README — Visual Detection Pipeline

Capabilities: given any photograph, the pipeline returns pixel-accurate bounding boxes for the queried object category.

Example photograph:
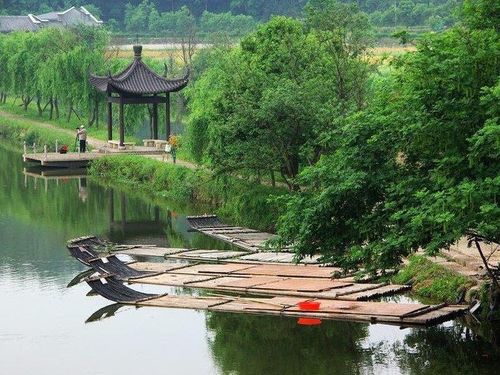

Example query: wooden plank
[228,233,275,240]
[113,287,468,326]
[250,278,352,292]
[139,295,228,309]
[239,252,321,264]
[171,263,258,275]
[128,262,188,273]
[172,250,249,260]
[283,300,429,317]
[207,229,259,235]
[215,276,285,289]
[131,273,217,286]
[313,283,382,298]
[205,297,468,326]
[232,264,338,278]
[403,305,469,325]
[189,276,247,289]
[340,284,412,301]
[115,247,188,257]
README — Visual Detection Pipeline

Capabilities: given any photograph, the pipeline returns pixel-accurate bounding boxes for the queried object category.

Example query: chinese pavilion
[89,45,189,148]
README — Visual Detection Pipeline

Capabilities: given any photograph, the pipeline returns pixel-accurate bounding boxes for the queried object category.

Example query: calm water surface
[0,143,498,375]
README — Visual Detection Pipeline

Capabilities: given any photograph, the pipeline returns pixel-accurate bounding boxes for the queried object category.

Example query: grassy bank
[90,155,287,231]
[0,99,109,141]
[392,255,476,303]
[0,114,75,151]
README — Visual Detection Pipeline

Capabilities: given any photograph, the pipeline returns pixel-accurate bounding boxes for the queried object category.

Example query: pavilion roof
[89,45,189,95]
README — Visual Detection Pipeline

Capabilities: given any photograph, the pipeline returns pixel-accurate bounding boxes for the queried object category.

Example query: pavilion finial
[133,45,142,59]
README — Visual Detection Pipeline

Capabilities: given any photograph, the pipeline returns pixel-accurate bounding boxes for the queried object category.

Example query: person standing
[77,125,87,153]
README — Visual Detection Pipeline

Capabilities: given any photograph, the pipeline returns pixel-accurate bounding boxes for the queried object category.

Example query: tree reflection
[394,322,500,374]
[205,312,371,375]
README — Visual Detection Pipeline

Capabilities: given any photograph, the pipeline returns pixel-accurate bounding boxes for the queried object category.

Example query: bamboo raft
[107,218,320,263]
[68,241,407,301]
[67,237,470,326]
[186,215,304,255]
[85,275,468,327]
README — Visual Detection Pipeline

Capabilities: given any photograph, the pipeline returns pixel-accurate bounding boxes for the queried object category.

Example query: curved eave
[89,75,110,93]
[89,70,189,95]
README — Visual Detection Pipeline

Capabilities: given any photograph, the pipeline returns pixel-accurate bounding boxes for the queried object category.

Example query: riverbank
[0,109,492,311]
[90,155,287,232]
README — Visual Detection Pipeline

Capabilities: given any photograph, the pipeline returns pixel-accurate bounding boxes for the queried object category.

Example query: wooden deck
[23,152,104,168]
[23,147,164,168]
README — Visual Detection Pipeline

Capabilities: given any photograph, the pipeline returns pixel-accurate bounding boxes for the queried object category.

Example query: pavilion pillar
[107,98,112,141]
[119,98,124,148]
[165,93,171,141]
[153,103,158,139]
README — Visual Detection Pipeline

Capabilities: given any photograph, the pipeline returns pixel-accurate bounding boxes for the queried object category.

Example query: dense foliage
[1,0,464,32]
[186,0,499,271]
[124,2,256,37]
[273,0,500,270]
[186,1,372,188]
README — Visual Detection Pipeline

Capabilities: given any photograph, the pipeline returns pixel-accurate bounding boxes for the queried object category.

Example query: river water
[0,143,498,375]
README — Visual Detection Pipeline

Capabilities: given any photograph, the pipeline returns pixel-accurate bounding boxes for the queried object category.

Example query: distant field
[106,47,186,61]
[107,43,415,64]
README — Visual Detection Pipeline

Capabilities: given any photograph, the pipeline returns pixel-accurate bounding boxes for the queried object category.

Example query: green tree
[274,13,500,271]
[187,17,336,188]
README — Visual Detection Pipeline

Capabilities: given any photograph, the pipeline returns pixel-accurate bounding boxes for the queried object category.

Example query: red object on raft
[298,301,321,311]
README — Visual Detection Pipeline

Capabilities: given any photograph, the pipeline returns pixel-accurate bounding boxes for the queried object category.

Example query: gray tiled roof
[90,46,189,95]
[0,6,102,33]
[38,7,102,27]
[36,11,59,21]
[0,15,41,32]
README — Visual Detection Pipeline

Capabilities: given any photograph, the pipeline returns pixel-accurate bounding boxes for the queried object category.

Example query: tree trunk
[88,106,95,127]
[49,98,54,120]
[270,170,276,188]
[36,97,43,116]
[22,96,32,111]
[54,98,60,119]
[42,99,51,112]
[67,103,72,122]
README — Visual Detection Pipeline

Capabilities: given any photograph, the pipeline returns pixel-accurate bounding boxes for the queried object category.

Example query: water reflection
[206,313,370,375]
[2,143,500,375]
[85,303,128,323]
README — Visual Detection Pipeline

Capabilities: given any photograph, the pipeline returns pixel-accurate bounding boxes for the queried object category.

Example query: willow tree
[0,27,109,124]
